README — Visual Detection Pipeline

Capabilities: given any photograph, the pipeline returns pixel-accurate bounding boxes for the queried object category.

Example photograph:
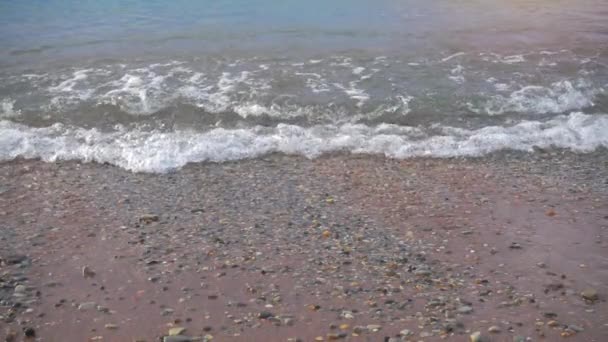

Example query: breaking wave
[1,112,606,173]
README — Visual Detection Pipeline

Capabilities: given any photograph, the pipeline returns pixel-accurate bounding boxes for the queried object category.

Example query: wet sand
[1,152,607,342]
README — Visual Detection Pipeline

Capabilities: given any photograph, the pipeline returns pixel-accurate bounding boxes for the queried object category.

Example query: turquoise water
[0,0,607,171]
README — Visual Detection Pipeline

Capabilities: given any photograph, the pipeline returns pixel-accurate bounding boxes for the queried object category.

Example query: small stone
[488,325,501,333]
[419,331,432,337]
[537,262,547,268]
[568,325,584,333]
[543,312,558,318]
[169,327,187,336]
[82,266,96,278]
[78,302,97,311]
[161,308,174,316]
[470,331,482,342]
[104,324,119,330]
[509,242,522,249]
[326,333,342,340]
[353,326,367,334]
[414,269,432,276]
[139,214,159,224]
[259,311,274,319]
[322,230,331,238]
[367,324,382,332]
[547,320,559,327]
[23,327,36,338]
[5,329,17,342]
[14,285,27,293]
[339,324,350,330]
[581,288,598,301]
[399,329,412,336]
[457,305,473,314]
[340,310,354,319]
[163,337,202,342]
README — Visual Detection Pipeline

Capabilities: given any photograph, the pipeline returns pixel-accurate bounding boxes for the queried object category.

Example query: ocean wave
[471,79,600,115]
[1,112,606,173]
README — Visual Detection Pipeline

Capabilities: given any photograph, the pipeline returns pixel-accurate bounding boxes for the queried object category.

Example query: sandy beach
[1,152,607,341]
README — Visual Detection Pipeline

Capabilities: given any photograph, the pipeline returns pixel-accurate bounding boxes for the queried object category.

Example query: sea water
[0,0,607,172]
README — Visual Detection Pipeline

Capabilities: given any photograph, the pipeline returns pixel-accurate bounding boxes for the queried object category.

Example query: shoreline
[1,152,607,341]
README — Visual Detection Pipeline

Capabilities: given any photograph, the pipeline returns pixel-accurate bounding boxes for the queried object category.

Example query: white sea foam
[352,67,365,75]
[502,55,525,64]
[1,112,606,173]
[0,98,21,118]
[481,80,598,115]
[448,65,466,84]
[441,52,466,63]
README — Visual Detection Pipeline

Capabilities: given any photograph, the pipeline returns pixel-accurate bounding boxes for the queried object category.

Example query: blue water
[0,0,607,171]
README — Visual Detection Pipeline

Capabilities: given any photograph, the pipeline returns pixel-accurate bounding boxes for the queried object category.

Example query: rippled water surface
[1,0,607,171]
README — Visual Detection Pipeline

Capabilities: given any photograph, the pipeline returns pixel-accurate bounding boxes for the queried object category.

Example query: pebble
[78,302,97,311]
[457,305,473,314]
[163,336,202,342]
[104,324,119,330]
[488,325,501,333]
[259,311,274,319]
[568,324,584,332]
[82,265,96,278]
[367,324,382,332]
[509,242,522,249]
[169,327,187,336]
[24,327,36,338]
[161,308,175,316]
[581,288,598,301]
[139,214,159,224]
[340,310,354,319]
[399,329,411,336]
[353,326,367,334]
[414,269,432,276]
[14,285,27,294]
[470,331,482,342]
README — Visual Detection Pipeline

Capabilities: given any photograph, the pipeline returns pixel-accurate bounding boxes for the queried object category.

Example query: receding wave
[1,112,606,173]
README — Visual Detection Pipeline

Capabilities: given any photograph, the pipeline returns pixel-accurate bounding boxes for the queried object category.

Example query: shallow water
[1,0,607,171]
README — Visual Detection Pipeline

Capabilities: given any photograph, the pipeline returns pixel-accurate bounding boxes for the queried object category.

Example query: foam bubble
[1,112,605,173]
[478,80,599,115]
[0,98,21,118]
